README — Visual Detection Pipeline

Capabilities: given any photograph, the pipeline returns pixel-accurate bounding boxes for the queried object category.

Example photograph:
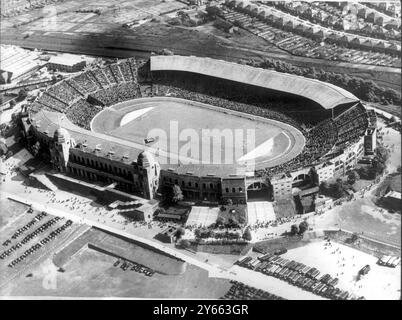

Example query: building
[47,54,87,73]
[155,226,180,243]
[33,124,160,200]
[364,128,377,156]
[21,55,372,214]
[0,45,42,84]
[381,191,401,212]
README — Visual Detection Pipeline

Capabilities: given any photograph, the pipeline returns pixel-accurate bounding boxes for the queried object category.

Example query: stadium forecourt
[20,55,377,214]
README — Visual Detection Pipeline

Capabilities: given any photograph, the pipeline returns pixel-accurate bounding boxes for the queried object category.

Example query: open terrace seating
[37,93,68,112]
[102,65,118,85]
[90,69,111,89]
[118,61,135,82]
[109,64,125,84]
[46,80,83,105]
[65,99,103,130]
[72,71,101,93]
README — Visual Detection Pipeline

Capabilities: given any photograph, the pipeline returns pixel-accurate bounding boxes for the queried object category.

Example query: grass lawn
[217,204,247,226]
[273,199,296,218]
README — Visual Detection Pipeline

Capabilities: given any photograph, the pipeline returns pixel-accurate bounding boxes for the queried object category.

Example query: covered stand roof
[150,55,359,110]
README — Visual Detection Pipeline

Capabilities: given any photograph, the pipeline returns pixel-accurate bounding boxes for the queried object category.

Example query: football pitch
[91,97,305,170]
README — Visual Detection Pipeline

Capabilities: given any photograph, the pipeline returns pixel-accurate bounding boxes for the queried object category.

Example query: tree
[298,220,309,235]
[309,167,319,186]
[205,6,222,19]
[154,207,165,217]
[351,233,359,243]
[179,239,191,249]
[0,141,8,157]
[158,48,174,56]
[290,224,299,235]
[294,194,305,214]
[319,181,329,195]
[242,227,252,241]
[31,141,41,156]
[172,184,183,203]
[233,19,245,28]
[194,228,201,239]
[215,216,225,228]
[347,170,360,185]
[17,89,27,102]
[176,227,185,239]
[228,216,239,228]
[330,179,344,199]
[238,216,246,225]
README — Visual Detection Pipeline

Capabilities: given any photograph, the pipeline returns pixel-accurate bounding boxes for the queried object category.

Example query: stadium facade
[21,55,375,206]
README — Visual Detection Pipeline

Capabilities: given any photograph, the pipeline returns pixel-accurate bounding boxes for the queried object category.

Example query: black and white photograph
[0,0,400,303]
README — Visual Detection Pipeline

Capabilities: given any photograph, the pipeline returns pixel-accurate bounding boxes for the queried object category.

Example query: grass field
[92,97,305,170]
[3,246,232,298]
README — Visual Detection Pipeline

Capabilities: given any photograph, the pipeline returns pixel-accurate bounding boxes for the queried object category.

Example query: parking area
[0,207,86,287]
[186,206,220,227]
[280,240,400,300]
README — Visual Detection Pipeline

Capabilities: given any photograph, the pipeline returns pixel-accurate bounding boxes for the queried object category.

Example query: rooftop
[150,55,359,110]
[48,53,87,67]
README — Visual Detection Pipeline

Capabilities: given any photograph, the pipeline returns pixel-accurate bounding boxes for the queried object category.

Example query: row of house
[277,1,400,29]
[224,0,401,55]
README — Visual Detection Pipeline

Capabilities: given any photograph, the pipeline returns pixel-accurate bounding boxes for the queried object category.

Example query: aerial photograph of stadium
[0,0,400,302]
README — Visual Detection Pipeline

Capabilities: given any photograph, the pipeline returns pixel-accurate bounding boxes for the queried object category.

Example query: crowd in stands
[28,58,143,129]
[72,72,100,93]
[102,66,118,85]
[65,100,102,130]
[39,93,67,112]
[46,80,83,105]
[90,83,139,107]
[334,104,369,146]
[257,118,338,178]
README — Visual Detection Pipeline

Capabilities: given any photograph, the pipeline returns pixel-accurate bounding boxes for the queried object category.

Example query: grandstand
[23,55,371,204]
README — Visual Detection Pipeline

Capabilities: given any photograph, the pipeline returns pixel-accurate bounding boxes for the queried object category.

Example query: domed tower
[51,127,71,172]
[137,151,160,199]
